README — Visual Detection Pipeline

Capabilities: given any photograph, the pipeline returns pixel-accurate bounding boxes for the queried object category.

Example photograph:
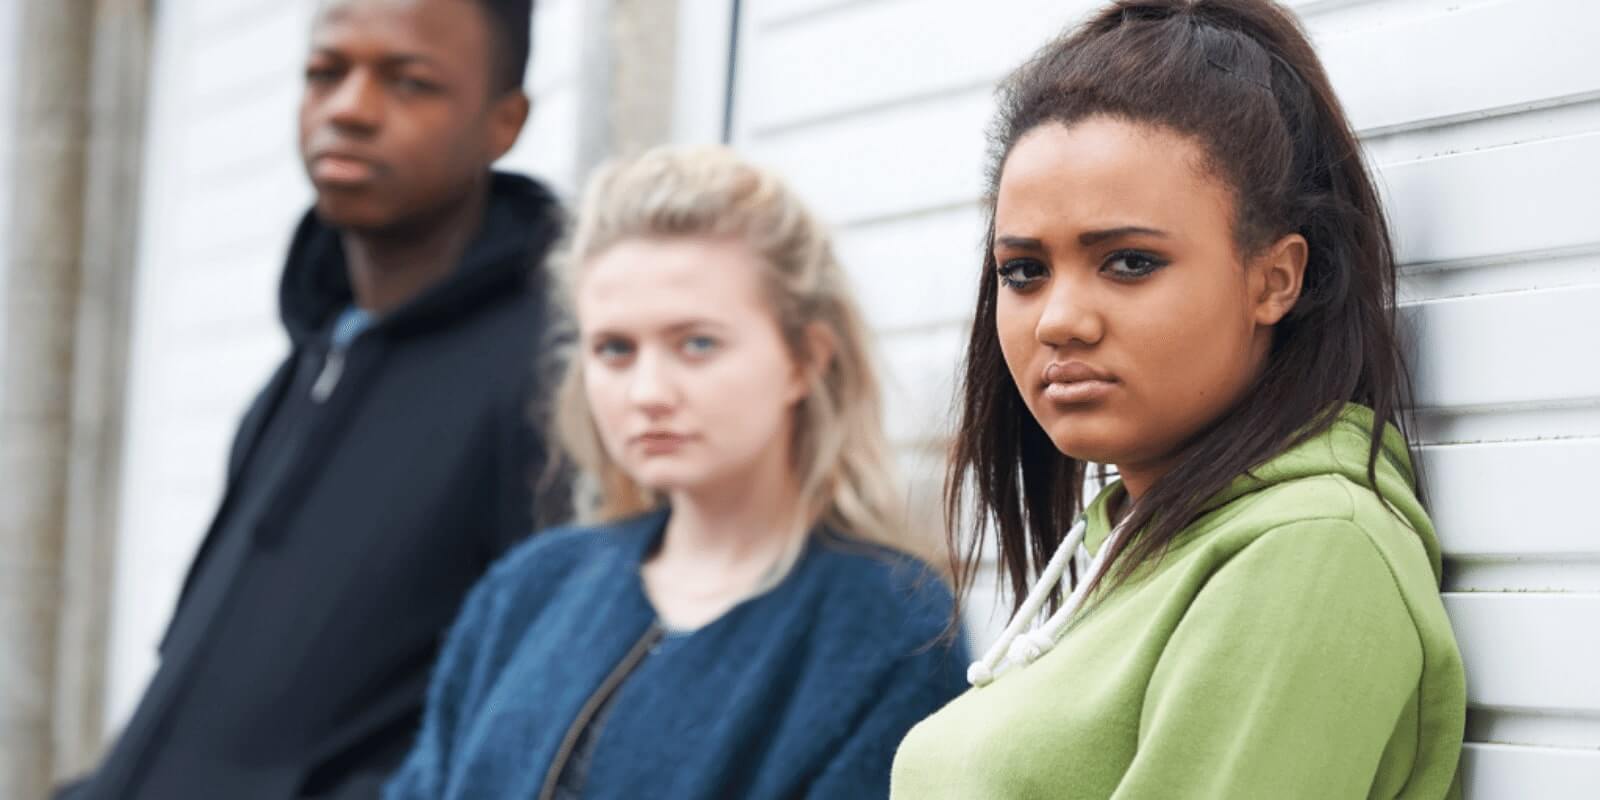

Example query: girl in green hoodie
[890,1,1467,797]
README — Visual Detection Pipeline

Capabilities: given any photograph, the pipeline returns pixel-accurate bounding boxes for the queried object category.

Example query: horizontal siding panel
[745,0,1599,136]
[750,87,990,225]
[178,78,300,183]
[1416,404,1600,451]
[189,3,313,102]
[191,0,290,37]
[173,166,308,260]
[743,0,1085,133]
[833,204,983,332]
[1444,594,1600,719]
[752,0,859,28]
[1459,743,1600,800]
[1384,132,1600,267]
[1316,0,1600,133]
[1426,438,1600,559]
[878,323,966,446]
[1408,287,1600,411]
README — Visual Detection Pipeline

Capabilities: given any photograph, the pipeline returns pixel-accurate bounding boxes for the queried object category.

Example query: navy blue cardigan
[385,510,969,799]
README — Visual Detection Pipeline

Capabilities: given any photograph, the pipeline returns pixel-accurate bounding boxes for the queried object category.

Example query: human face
[577,237,810,500]
[298,0,528,232]
[992,117,1304,498]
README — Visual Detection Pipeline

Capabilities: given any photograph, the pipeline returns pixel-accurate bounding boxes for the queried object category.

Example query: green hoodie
[891,405,1466,798]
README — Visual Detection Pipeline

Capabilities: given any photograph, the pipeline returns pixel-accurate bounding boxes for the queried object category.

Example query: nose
[322,69,382,133]
[1034,271,1104,348]
[626,349,678,416]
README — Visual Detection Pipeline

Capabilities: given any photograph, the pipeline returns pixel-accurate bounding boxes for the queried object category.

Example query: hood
[966,402,1438,688]
[1085,403,1439,581]
[277,171,564,345]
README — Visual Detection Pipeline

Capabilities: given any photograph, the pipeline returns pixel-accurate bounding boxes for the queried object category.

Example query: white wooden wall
[0,0,21,393]
[105,0,597,734]
[728,0,1600,795]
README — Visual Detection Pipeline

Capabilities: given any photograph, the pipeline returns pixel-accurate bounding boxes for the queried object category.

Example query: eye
[996,258,1047,291]
[592,337,634,363]
[1101,250,1168,280]
[305,64,342,85]
[681,335,719,358]
[390,75,440,95]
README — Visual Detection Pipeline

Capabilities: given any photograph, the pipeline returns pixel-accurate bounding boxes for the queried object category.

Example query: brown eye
[1101,250,1167,280]
[997,259,1047,290]
[305,64,342,85]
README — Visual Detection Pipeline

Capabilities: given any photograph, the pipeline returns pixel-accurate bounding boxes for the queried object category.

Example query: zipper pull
[311,347,346,403]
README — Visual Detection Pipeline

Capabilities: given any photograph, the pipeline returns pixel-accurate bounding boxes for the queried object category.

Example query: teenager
[892,1,1466,797]
[386,146,969,800]
[61,2,567,797]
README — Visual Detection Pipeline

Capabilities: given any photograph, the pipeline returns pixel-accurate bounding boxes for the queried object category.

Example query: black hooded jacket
[68,173,570,800]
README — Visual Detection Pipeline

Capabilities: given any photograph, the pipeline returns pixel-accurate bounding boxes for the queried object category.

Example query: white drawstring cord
[967,516,1131,687]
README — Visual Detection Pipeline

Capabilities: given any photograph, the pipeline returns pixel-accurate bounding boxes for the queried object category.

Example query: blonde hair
[552,144,918,559]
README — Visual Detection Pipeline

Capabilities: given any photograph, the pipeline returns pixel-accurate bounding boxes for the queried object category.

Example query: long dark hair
[947,0,1422,616]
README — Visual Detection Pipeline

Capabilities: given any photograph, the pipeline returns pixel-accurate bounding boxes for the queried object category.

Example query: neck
[659,451,807,572]
[341,177,489,314]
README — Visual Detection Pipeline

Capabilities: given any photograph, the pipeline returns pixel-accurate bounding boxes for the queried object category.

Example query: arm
[382,572,509,800]
[1111,520,1424,799]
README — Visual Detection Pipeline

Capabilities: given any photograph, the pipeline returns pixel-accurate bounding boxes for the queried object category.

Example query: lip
[629,431,692,455]
[309,152,381,185]
[1043,361,1116,384]
[1040,361,1118,405]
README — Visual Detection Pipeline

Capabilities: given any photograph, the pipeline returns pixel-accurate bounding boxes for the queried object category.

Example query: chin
[1039,414,1136,465]
[622,461,709,495]
[312,193,399,232]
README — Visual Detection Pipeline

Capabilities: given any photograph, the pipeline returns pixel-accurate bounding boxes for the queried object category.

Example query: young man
[60,1,567,797]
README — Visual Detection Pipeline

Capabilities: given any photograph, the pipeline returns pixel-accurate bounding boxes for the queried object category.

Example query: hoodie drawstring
[967,516,1131,687]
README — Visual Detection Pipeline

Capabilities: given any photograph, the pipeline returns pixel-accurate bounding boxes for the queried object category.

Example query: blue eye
[682,335,719,357]
[594,338,634,362]
[997,259,1047,290]
[1102,250,1168,280]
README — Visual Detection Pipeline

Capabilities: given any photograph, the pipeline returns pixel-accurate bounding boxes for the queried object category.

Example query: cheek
[1126,278,1255,408]
[583,368,629,449]
[693,352,798,445]
[995,293,1039,386]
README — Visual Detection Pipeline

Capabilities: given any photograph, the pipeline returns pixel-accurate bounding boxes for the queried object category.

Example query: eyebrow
[587,319,729,338]
[310,47,446,72]
[1078,226,1170,246]
[995,226,1171,252]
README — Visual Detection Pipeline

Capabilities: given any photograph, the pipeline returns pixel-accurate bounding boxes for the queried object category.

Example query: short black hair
[473,0,533,94]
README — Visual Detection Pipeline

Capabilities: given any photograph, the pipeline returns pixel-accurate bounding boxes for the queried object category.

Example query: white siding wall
[728,0,1600,795]
[105,0,596,734]
[0,0,21,398]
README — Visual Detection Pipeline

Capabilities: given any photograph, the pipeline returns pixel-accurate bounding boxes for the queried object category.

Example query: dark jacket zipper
[538,623,665,800]
[310,345,347,403]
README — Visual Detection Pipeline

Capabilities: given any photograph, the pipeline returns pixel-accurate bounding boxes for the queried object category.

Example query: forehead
[312,0,493,68]
[995,117,1233,240]
[576,237,774,332]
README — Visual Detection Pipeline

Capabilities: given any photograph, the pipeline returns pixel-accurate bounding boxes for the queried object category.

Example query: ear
[486,91,531,162]
[789,322,837,405]
[1250,232,1308,327]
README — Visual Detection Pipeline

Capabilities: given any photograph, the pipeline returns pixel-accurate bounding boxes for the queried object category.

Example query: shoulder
[476,513,659,605]
[1193,478,1436,640]
[1214,474,1422,567]
[808,534,960,651]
